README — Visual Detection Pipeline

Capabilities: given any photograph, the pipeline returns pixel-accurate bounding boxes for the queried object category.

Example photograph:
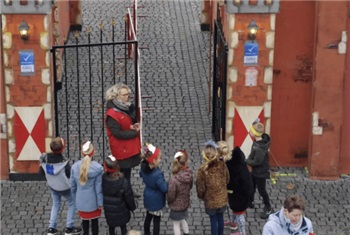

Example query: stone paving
[1,0,350,234]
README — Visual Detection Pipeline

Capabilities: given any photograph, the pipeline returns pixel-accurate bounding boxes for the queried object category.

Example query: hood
[42,161,68,176]
[268,207,307,232]
[141,160,153,175]
[87,162,103,178]
[227,146,246,166]
[174,168,193,185]
[40,153,69,176]
[254,133,271,151]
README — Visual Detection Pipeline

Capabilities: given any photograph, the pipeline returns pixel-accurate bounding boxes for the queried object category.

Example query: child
[218,141,253,235]
[139,143,168,235]
[39,137,82,235]
[262,195,314,235]
[217,141,238,232]
[245,120,272,219]
[167,150,193,235]
[196,140,229,235]
[70,141,103,235]
[102,155,136,235]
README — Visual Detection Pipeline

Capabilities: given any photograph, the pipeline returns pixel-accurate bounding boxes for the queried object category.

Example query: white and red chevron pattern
[14,107,45,161]
[233,106,264,158]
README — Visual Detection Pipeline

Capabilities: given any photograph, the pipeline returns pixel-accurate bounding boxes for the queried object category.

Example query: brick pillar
[225,14,275,157]
[2,15,53,175]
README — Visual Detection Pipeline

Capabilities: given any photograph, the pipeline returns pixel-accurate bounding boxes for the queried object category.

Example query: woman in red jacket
[105,83,141,182]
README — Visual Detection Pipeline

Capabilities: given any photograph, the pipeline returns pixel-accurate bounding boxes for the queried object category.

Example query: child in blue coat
[139,143,168,235]
[71,141,103,235]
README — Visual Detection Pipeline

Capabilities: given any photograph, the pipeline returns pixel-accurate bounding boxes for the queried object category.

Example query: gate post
[219,1,279,157]
[0,1,76,180]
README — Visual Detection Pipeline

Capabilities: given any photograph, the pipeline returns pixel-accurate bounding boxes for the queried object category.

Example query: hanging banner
[244,42,258,66]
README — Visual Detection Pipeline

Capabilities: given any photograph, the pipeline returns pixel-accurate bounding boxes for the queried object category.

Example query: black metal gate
[51,19,140,162]
[212,20,228,141]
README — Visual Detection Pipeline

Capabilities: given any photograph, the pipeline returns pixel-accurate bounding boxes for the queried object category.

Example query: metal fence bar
[63,51,70,158]
[51,41,137,50]
[52,48,59,137]
[88,32,93,141]
[212,20,228,141]
[75,35,82,152]
[100,27,106,160]
[112,20,116,84]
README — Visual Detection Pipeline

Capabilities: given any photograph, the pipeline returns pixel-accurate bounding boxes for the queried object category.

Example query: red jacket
[105,109,141,160]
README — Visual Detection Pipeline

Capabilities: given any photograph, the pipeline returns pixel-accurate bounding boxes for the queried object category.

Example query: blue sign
[244,43,258,66]
[19,50,35,75]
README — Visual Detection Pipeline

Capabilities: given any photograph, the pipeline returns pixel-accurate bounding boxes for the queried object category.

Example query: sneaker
[65,227,82,235]
[260,207,272,219]
[47,228,58,235]
[224,220,238,230]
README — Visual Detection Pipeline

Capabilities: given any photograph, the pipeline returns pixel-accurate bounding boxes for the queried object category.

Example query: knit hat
[50,137,65,154]
[201,140,218,162]
[144,143,160,164]
[81,141,95,157]
[203,140,219,149]
[250,122,264,137]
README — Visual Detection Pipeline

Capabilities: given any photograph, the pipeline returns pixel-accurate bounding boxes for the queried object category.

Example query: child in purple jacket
[167,150,193,235]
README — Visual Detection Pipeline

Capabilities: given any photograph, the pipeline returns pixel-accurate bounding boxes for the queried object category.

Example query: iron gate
[51,18,140,162]
[212,20,228,141]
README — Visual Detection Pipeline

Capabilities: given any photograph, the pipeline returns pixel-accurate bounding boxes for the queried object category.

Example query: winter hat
[144,143,160,164]
[203,140,219,149]
[104,155,118,173]
[250,122,264,137]
[201,140,218,162]
[81,141,95,157]
[50,137,65,154]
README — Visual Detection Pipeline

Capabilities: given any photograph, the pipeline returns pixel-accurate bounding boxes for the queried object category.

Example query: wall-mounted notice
[245,67,258,86]
[19,50,35,76]
[244,42,258,66]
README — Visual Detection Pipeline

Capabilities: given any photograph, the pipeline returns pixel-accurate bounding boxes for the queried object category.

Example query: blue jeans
[209,213,224,235]
[49,188,75,229]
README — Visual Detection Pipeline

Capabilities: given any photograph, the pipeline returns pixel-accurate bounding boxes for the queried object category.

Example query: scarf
[112,98,131,112]
[279,207,304,234]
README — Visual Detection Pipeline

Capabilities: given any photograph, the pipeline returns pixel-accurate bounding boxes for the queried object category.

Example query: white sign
[245,67,258,86]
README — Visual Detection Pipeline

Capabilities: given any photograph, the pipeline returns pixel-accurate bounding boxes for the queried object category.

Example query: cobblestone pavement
[1,0,350,234]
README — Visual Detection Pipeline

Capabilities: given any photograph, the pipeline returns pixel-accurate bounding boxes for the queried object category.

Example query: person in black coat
[102,155,136,235]
[218,141,253,235]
